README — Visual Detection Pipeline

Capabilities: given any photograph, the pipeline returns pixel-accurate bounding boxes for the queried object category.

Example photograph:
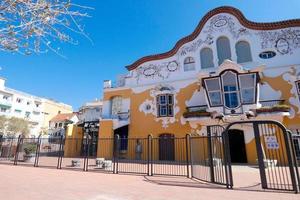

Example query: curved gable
[126,6,300,71]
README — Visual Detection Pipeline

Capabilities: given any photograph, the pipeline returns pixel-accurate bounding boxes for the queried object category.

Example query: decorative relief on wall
[257,29,300,55]
[205,15,250,39]
[139,84,179,128]
[177,14,250,57]
[135,61,179,83]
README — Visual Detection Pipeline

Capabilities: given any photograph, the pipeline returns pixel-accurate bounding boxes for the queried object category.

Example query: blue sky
[0,0,300,110]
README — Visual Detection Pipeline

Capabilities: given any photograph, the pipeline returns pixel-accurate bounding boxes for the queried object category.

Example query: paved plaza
[0,164,298,200]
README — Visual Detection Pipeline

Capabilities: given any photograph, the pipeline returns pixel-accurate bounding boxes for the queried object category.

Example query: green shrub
[23,143,37,155]
[183,110,211,118]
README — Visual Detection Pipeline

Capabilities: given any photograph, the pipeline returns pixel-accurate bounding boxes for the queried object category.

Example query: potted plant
[23,143,37,162]
[254,104,290,114]
[183,109,211,118]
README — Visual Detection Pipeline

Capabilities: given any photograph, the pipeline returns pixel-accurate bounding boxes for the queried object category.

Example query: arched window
[221,71,239,108]
[200,48,214,69]
[236,41,252,63]
[183,57,195,71]
[110,96,122,116]
[217,37,231,65]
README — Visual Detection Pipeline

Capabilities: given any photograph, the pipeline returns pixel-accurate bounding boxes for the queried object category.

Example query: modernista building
[98,6,300,164]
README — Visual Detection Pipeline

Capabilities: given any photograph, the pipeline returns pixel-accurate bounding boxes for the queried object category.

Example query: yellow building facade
[96,7,300,164]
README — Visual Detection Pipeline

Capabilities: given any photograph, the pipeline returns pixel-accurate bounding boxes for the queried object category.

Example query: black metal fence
[190,125,230,187]
[0,121,299,194]
[0,135,191,177]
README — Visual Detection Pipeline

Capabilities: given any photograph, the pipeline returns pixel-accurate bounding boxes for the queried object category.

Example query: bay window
[203,70,257,108]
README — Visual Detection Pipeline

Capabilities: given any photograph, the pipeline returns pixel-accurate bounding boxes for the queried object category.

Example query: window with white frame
[184,57,196,71]
[157,94,174,117]
[204,70,257,108]
[204,78,222,106]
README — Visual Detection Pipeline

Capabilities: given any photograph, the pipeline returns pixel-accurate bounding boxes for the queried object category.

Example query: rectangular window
[204,78,222,106]
[25,111,31,118]
[157,94,174,117]
[239,73,256,104]
[16,98,22,103]
[1,107,7,113]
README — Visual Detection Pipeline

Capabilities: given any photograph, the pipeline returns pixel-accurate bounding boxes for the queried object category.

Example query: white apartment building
[78,99,103,122]
[0,77,73,137]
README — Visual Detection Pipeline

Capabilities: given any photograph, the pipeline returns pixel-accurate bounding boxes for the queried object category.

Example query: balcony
[0,99,12,108]
[183,105,211,118]
[254,100,290,115]
[111,112,130,121]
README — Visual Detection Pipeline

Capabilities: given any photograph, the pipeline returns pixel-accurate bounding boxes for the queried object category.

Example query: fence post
[57,136,64,169]
[113,134,120,174]
[83,134,89,172]
[288,131,300,192]
[207,127,215,183]
[147,134,153,176]
[185,134,191,178]
[283,129,299,193]
[14,135,22,165]
[34,135,42,167]
[253,122,267,189]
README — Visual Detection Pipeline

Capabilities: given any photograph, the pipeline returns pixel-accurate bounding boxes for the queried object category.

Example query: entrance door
[228,129,247,163]
[159,134,175,161]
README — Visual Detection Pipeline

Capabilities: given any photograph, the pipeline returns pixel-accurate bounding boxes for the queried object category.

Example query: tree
[0,0,92,56]
[6,117,30,136]
[0,115,7,135]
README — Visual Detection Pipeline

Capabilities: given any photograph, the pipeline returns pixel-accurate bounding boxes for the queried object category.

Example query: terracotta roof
[50,113,77,123]
[125,6,300,71]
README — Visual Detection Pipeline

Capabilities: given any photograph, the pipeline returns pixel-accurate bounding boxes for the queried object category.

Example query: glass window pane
[160,95,166,105]
[222,71,237,87]
[236,41,252,63]
[217,37,231,65]
[200,48,214,69]
[241,88,255,103]
[184,57,195,71]
[209,92,222,106]
[160,105,167,116]
[168,105,173,116]
[184,63,195,71]
[224,92,239,108]
[239,74,256,88]
[205,78,220,91]
[168,95,173,104]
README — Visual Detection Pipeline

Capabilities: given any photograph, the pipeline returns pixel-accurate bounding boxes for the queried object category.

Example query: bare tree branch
[0,0,92,56]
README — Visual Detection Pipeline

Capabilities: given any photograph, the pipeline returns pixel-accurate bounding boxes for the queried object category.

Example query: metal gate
[190,125,232,188]
[223,120,300,193]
